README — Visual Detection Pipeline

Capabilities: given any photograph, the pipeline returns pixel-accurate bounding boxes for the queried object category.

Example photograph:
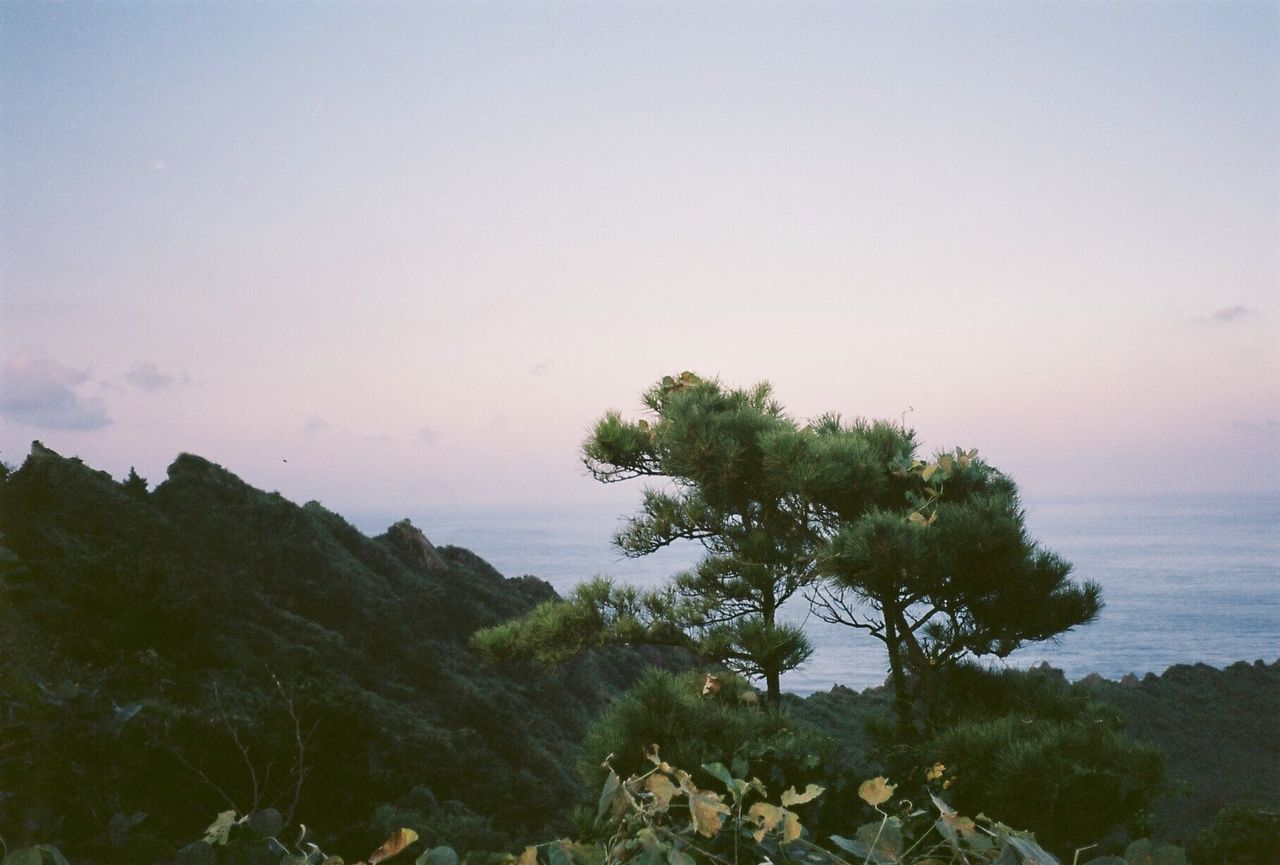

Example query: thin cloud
[1210,305,1253,323]
[0,350,111,430]
[125,361,176,391]
[302,415,331,434]
[1233,418,1279,436]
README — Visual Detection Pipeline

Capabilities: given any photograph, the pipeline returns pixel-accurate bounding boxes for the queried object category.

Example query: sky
[1,1,1277,521]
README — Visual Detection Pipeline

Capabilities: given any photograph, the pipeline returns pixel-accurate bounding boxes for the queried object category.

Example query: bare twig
[163,722,240,812]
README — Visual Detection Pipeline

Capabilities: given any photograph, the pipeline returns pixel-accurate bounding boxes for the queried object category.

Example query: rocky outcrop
[383,518,448,572]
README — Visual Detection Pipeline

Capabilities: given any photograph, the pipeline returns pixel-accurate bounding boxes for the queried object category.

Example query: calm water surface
[356,494,1278,695]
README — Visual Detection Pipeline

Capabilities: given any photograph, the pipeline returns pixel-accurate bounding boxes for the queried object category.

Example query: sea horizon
[351,490,1279,695]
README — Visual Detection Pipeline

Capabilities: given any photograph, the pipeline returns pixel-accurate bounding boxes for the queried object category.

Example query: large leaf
[365,828,419,865]
[1007,836,1059,865]
[596,771,623,823]
[646,773,680,810]
[688,788,731,837]
[547,843,572,865]
[830,835,866,857]
[246,809,284,838]
[748,803,785,842]
[675,775,731,839]
[856,818,903,864]
[747,803,800,843]
[417,847,460,865]
[780,784,824,807]
[831,821,903,865]
[858,777,896,807]
[992,836,1059,865]
[701,762,735,791]
[203,811,237,846]
[933,813,978,848]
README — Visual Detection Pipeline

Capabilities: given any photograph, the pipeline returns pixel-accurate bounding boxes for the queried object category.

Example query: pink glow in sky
[2,2,1277,513]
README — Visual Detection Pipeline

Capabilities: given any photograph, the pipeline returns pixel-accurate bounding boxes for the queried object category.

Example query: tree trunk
[894,610,935,735]
[764,669,782,708]
[761,589,782,709]
[883,606,915,738]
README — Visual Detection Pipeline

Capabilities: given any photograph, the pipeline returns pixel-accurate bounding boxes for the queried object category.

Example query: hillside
[790,659,1280,846]
[1080,660,1280,840]
[2,442,1275,862]
[0,443,681,862]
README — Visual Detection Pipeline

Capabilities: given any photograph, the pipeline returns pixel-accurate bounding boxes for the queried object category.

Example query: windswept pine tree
[794,415,1102,733]
[582,372,822,706]
[477,374,1102,730]
[478,373,815,706]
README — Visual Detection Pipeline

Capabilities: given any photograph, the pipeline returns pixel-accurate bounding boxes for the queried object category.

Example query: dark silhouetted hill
[0,443,680,861]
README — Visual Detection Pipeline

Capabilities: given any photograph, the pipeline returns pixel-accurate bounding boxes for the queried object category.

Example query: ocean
[356,493,1279,695]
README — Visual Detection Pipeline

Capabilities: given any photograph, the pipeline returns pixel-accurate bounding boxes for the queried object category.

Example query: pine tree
[475,374,1101,725]
[799,416,1102,734]
[121,467,149,498]
[580,372,816,706]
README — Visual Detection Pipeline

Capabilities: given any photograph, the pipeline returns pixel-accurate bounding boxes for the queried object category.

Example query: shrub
[1186,803,1280,865]
[576,669,877,844]
[925,662,1104,728]
[929,713,1164,853]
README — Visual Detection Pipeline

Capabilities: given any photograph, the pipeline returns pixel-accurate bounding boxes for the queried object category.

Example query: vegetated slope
[792,661,1280,845]
[0,443,679,861]
[1079,660,1280,842]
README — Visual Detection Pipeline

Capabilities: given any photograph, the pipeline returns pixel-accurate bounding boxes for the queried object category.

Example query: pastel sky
[2,1,1277,517]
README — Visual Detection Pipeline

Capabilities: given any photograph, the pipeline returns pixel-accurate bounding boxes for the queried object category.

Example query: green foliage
[1111,838,1188,865]
[803,421,1101,734]
[580,670,802,786]
[541,372,1099,722]
[472,579,694,666]
[581,373,817,703]
[928,713,1163,854]
[370,795,508,855]
[815,664,1164,856]
[924,663,1103,728]
[1185,803,1280,865]
[121,467,149,498]
[1076,660,1280,842]
[0,749,1195,865]
[471,579,811,697]
[0,443,679,862]
[576,669,880,847]
[589,754,1073,865]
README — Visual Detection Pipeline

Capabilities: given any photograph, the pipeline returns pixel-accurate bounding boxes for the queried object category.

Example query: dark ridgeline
[0,442,682,862]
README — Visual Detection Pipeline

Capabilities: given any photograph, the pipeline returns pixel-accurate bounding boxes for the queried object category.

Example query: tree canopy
[475,373,1101,724]
[794,416,1101,731]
